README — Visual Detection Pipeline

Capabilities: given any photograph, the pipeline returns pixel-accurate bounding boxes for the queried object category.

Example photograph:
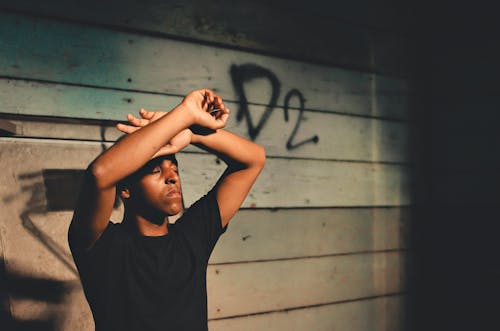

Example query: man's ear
[120,187,131,199]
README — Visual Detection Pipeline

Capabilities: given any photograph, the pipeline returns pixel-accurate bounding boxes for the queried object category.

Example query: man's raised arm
[69,89,229,252]
[191,129,266,227]
[118,103,266,228]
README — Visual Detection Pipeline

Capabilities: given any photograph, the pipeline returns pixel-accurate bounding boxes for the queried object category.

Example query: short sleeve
[69,221,115,267]
[174,189,227,262]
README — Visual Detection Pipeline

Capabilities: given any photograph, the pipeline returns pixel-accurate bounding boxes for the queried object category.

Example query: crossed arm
[69,89,265,251]
[119,108,267,226]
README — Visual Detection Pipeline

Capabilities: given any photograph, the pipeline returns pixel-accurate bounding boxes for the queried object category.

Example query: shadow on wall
[14,169,123,277]
[0,257,72,331]
[2,169,116,273]
[42,169,121,212]
[1,168,123,330]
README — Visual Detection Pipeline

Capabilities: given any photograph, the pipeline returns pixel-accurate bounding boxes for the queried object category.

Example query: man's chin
[164,202,182,216]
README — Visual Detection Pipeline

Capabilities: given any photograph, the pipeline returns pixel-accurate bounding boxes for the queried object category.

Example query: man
[68,89,266,330]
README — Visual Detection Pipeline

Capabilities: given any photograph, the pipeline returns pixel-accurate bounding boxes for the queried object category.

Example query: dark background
[411,3,500,331]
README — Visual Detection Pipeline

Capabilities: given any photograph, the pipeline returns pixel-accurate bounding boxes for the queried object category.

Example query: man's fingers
[200,89,210,110]
[218,107,230,119]
[212,112,229,129]
[203,89,217,109]
[127,113,149,127]
[214,95,223,108]
[201,88,214,99]
[139,108,155,120]
[152,145,178,159]
[116,123,139,134]
[220,112,229,124]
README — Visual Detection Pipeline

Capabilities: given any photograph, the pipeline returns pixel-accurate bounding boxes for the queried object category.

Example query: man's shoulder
[77,221,128,257]
[97,221,131,244]
[184,190,218,216]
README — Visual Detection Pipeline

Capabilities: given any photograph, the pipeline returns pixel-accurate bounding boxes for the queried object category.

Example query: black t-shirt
[70,191,226,331]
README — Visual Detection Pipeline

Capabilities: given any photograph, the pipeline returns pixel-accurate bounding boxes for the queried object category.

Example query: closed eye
[150,167,161,174]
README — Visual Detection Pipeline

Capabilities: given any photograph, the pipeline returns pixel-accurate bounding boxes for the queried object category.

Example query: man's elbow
[252,145,266,169]
[86,162,113,190]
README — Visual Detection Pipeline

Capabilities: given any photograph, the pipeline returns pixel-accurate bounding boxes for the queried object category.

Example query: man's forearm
[90,104,194,189]
[191,129,266,169]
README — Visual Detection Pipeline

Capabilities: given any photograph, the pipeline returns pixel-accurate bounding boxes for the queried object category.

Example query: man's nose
[163,169,178,184]
[165,176,177,185]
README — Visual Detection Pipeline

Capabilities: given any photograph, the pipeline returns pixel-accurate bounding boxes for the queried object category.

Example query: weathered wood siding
[0,0,414,76]
[0,3,413,330]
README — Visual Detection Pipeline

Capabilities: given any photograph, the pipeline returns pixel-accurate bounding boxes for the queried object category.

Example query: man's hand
[116,108,166,134]
[181,89,230,129]
[116,109,193,157]
[117,89,229,135]
[116,89,230,158]
[74,89,232,249]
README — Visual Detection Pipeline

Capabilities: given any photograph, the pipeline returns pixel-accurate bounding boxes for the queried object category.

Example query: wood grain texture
[211,207,409,263]
[0,205,405,329]
[0,12,410,119]
[6,203,408,266]
[0,1,415,76]
[0,136,407,328]
[0,91,410,163]
[208,295,404,331]
[0,137,411,207]
[0,78,180,121]
[206,251,404,318]
[0,5,412,330]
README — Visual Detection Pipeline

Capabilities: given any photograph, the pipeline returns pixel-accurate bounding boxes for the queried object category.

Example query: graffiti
[283,89,320,150]
[230,64,281,141]
[230,63,319,150]
[100,125,107,154]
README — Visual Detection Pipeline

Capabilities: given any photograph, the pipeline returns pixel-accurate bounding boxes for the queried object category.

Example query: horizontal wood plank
[0,78,180,122]
[0,8,410,330]
[0,137,411,207]
[0,12,409,119]
[208,295,404,331]
[0,137,407,327]
[14,206,409,266]
[0,207,405,329]
[0,1,414,76]
[211,207,409,263]
[207,251,404,318]
[0,88,410,162]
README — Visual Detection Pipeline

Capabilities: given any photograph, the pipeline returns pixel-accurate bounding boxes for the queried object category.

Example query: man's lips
[166,190,181,198]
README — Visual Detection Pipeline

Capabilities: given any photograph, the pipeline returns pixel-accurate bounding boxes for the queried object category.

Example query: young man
[68,89,266,330]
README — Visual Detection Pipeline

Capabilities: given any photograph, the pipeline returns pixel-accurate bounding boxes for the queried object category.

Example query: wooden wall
[0,2,414,330]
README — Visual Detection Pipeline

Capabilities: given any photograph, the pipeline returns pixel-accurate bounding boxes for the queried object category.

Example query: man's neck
[135,216,169,236]
[123,211,169,236]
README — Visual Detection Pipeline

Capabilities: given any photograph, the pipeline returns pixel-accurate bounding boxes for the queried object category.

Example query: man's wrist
[190,132,200,144]
[170,103,197,128]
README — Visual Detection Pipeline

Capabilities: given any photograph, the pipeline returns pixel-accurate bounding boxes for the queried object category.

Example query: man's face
[133,157,183,216]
